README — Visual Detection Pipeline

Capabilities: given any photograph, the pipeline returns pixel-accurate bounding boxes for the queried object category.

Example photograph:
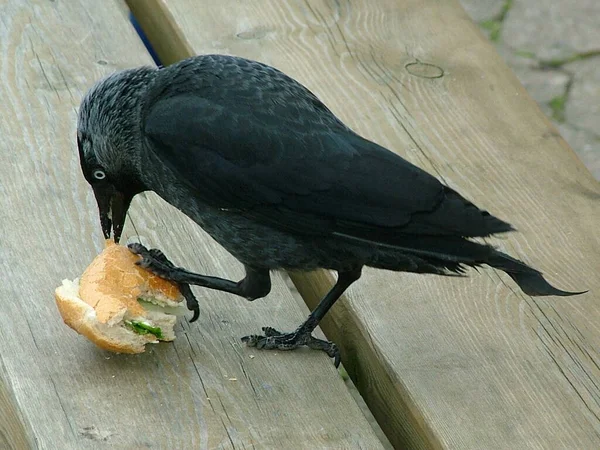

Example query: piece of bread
[55,240,185,353]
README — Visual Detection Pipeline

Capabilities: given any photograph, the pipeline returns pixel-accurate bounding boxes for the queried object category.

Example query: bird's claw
[241,326,341,367]
[127,243,200,322]
[128,243,177,276]
[127,242,146,256]
[179,284,200,323]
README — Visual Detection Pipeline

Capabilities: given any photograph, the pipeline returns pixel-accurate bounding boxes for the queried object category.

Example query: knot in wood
[405,60,444,79]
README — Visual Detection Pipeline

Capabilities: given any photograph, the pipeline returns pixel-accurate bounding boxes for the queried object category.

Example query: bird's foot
[128,243,200,322]
[128,243,176,275]
[241,326,340,367]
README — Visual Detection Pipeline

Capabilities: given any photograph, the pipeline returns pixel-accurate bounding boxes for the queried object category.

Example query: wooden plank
[127,0,600,448]
[0,359,30,450]
[0,1,386,448]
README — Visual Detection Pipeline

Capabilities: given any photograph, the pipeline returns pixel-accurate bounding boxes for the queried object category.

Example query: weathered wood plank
[0,0,385,448]
[127,0,600,448]
[0,359,31,450]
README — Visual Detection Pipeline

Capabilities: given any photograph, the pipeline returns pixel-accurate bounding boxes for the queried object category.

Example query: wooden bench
[3,0,599,447]
[126,0,600,448]
[0,1,386,448]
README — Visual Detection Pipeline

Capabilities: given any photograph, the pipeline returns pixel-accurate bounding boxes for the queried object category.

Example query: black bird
[77,54,583,366]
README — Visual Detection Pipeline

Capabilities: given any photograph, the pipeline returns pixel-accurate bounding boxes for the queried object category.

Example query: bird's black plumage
[77,54,584,365]
[141,57,515,258]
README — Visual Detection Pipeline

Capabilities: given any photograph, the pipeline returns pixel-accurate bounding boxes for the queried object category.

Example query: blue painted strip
[129,11,164,67]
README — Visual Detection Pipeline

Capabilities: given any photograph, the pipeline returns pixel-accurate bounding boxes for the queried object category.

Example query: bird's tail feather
[340,231,585,296]
[487,251,586,297]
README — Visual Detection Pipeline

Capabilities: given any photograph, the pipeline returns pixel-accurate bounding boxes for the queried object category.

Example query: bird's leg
[129,243,271,311]
[242,268,362,367]
[144,248,201,322]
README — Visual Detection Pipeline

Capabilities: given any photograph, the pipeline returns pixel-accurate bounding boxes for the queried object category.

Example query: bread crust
[79,240,182,324]
[55,281,156,353]
[54,241,183,353]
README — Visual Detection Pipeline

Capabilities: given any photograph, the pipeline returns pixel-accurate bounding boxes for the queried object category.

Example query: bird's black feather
[142,55,512,256]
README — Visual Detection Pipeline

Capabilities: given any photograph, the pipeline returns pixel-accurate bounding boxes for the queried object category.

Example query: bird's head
[77,66,156,243]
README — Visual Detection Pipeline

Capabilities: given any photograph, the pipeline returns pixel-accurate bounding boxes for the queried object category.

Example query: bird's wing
[142,56,511,245]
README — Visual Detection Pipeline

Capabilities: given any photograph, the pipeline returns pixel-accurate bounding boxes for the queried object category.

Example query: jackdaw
[77,54,584,366]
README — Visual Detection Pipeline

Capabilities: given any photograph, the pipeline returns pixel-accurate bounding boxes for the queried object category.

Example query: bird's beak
[93,184,133,244]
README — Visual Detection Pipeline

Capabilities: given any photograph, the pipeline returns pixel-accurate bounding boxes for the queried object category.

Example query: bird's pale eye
[93,169,106,180]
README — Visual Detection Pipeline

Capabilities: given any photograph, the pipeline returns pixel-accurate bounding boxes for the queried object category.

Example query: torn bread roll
[55,240,185,353]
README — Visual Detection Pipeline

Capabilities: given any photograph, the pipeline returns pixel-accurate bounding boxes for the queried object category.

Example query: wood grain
[0,358,31,450]
[0,0,385,448]
[127,0,600,448]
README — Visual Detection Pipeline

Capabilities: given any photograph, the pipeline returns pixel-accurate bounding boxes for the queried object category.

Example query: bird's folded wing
[142,72,511,244]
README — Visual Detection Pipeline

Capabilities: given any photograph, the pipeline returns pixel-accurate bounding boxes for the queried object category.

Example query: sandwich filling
[125,320,164,339]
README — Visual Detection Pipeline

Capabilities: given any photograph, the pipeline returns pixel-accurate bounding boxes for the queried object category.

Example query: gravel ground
[460,0,600,180]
